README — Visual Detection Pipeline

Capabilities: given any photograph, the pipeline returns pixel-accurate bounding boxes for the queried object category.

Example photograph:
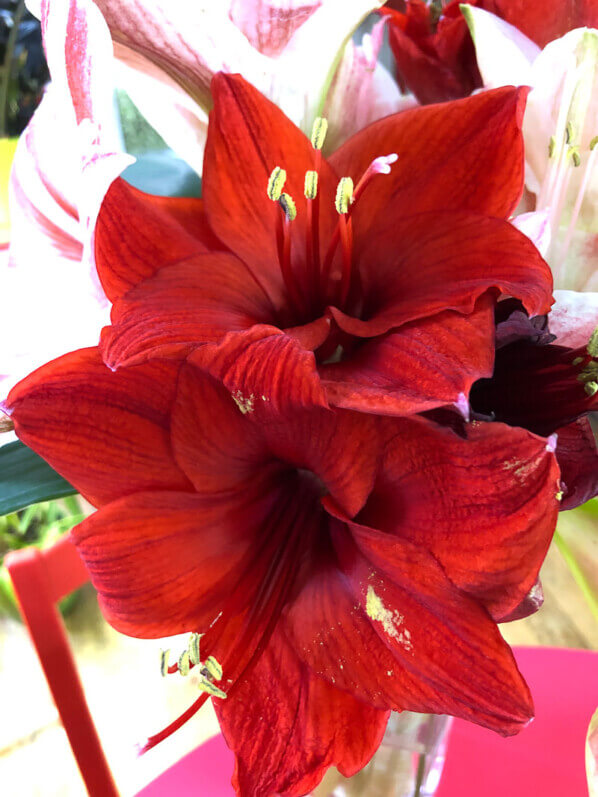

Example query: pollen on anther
[587,326,598,357]
[304,170,318,199]
[178,651,190,676]
[159,649,170,677]
[311,117,328,150]
[267,166,286,201]
[591,135,598,151]
[335,177,354,215]
[584,380,598,396]
[279,192,297,221]
[548,135,556,158]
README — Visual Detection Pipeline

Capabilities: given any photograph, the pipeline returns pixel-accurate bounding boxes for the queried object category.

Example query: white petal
[461,5,539,89]
[549,289,598,347]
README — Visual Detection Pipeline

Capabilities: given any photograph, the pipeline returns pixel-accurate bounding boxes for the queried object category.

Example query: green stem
[553,530,598,622]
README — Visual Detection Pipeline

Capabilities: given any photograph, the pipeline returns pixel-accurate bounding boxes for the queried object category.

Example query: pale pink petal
[71,1,267,110]
[2,0,132,392]
[323,17,414,150]
[511,210,552,257]
[549,289,598,347]
[228,0,322,56]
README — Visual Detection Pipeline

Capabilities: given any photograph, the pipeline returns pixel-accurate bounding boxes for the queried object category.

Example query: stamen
[588,327,598,357]
[138,693,211,755]
[335,177,354,215]
[178,651,190,676]
[203,655,223,681]
[188,633,201,666]
[311,117,328,150]
[160,649,170,678]
[279,192,297,221]
[197,680,227,699]
[548,136,556,158]
[584,381,598,396]
[304,170,318,200]
[267,167,286,201]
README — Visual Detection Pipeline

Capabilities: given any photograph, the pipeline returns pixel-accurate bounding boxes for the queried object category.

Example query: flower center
[266,117,398,326]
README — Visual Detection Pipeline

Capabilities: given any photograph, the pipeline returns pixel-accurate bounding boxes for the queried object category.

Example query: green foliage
[0,441,76,515]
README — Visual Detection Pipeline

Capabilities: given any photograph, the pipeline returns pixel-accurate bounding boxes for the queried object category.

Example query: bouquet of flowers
[1,1,597,795]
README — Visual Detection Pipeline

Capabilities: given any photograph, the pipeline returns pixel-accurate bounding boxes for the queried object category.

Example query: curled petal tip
[546,433,558,453]
[454,392,471,421]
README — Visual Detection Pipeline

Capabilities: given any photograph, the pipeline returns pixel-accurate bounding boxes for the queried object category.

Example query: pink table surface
[138,646,597,796]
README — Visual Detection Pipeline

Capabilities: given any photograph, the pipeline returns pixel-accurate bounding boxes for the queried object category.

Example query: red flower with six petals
[4,345,560,796]
[97,74,553,419]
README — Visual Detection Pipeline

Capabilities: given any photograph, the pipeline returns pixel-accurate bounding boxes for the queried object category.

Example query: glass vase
[311,712,452,797]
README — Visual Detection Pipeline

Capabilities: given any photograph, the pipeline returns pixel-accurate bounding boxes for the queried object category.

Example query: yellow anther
[548,135,556,158]
[198,680,227,699]
[335,176,354,215]
[188,633,201,666]
[267,167,286,201]
[203,655,223,681]
[556,490,564,501]
[304,170,318,200]
[584,380,598,396]
[572,356,584,365]
[279,192,297,221]
[587,326,598,357]
[591,135,598,151]
[569,146,581,166]
[178,651,190,676]
[311,117,328,150]
[160,649,170,678]
[566,121,575,144]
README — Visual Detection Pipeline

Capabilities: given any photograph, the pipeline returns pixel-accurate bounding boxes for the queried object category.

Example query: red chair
[5,535,119,797]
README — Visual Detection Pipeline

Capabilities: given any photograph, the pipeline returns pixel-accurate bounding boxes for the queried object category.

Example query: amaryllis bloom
[463,7,598,347]
[97,73,553,418]
[2,346,561,795]
[382,0,598,104]
[467,303,598,509]
[1,0,401,394]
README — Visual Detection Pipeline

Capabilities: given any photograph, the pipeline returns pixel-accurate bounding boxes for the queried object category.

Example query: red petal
[357,417,560,619]
[71,490,274,638]
[100,253,273,369]
[329,86,528,251]
[203,73,338,300]
[5,348,190,506]
[555,418,598,510]
[189,325,327,415]
[285,520,533,735]
[95,177,222,302]
[384,1,481,104]
[487,0,598,47]
[331,211,553,338]
[216,628,389,797]
[172,361,380,516]
[320,295,494,415]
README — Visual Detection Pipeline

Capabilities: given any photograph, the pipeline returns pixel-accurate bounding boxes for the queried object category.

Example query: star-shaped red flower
[4,345,560,795]
[97,73,552,418]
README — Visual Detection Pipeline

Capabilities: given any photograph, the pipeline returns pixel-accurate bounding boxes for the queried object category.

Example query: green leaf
[0,441,76,515]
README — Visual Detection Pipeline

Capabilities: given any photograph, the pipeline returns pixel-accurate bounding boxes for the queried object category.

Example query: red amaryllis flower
[97,73,552,418]
[470,307,598,509]
[382,0,598,104]
[3,346,560,796]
